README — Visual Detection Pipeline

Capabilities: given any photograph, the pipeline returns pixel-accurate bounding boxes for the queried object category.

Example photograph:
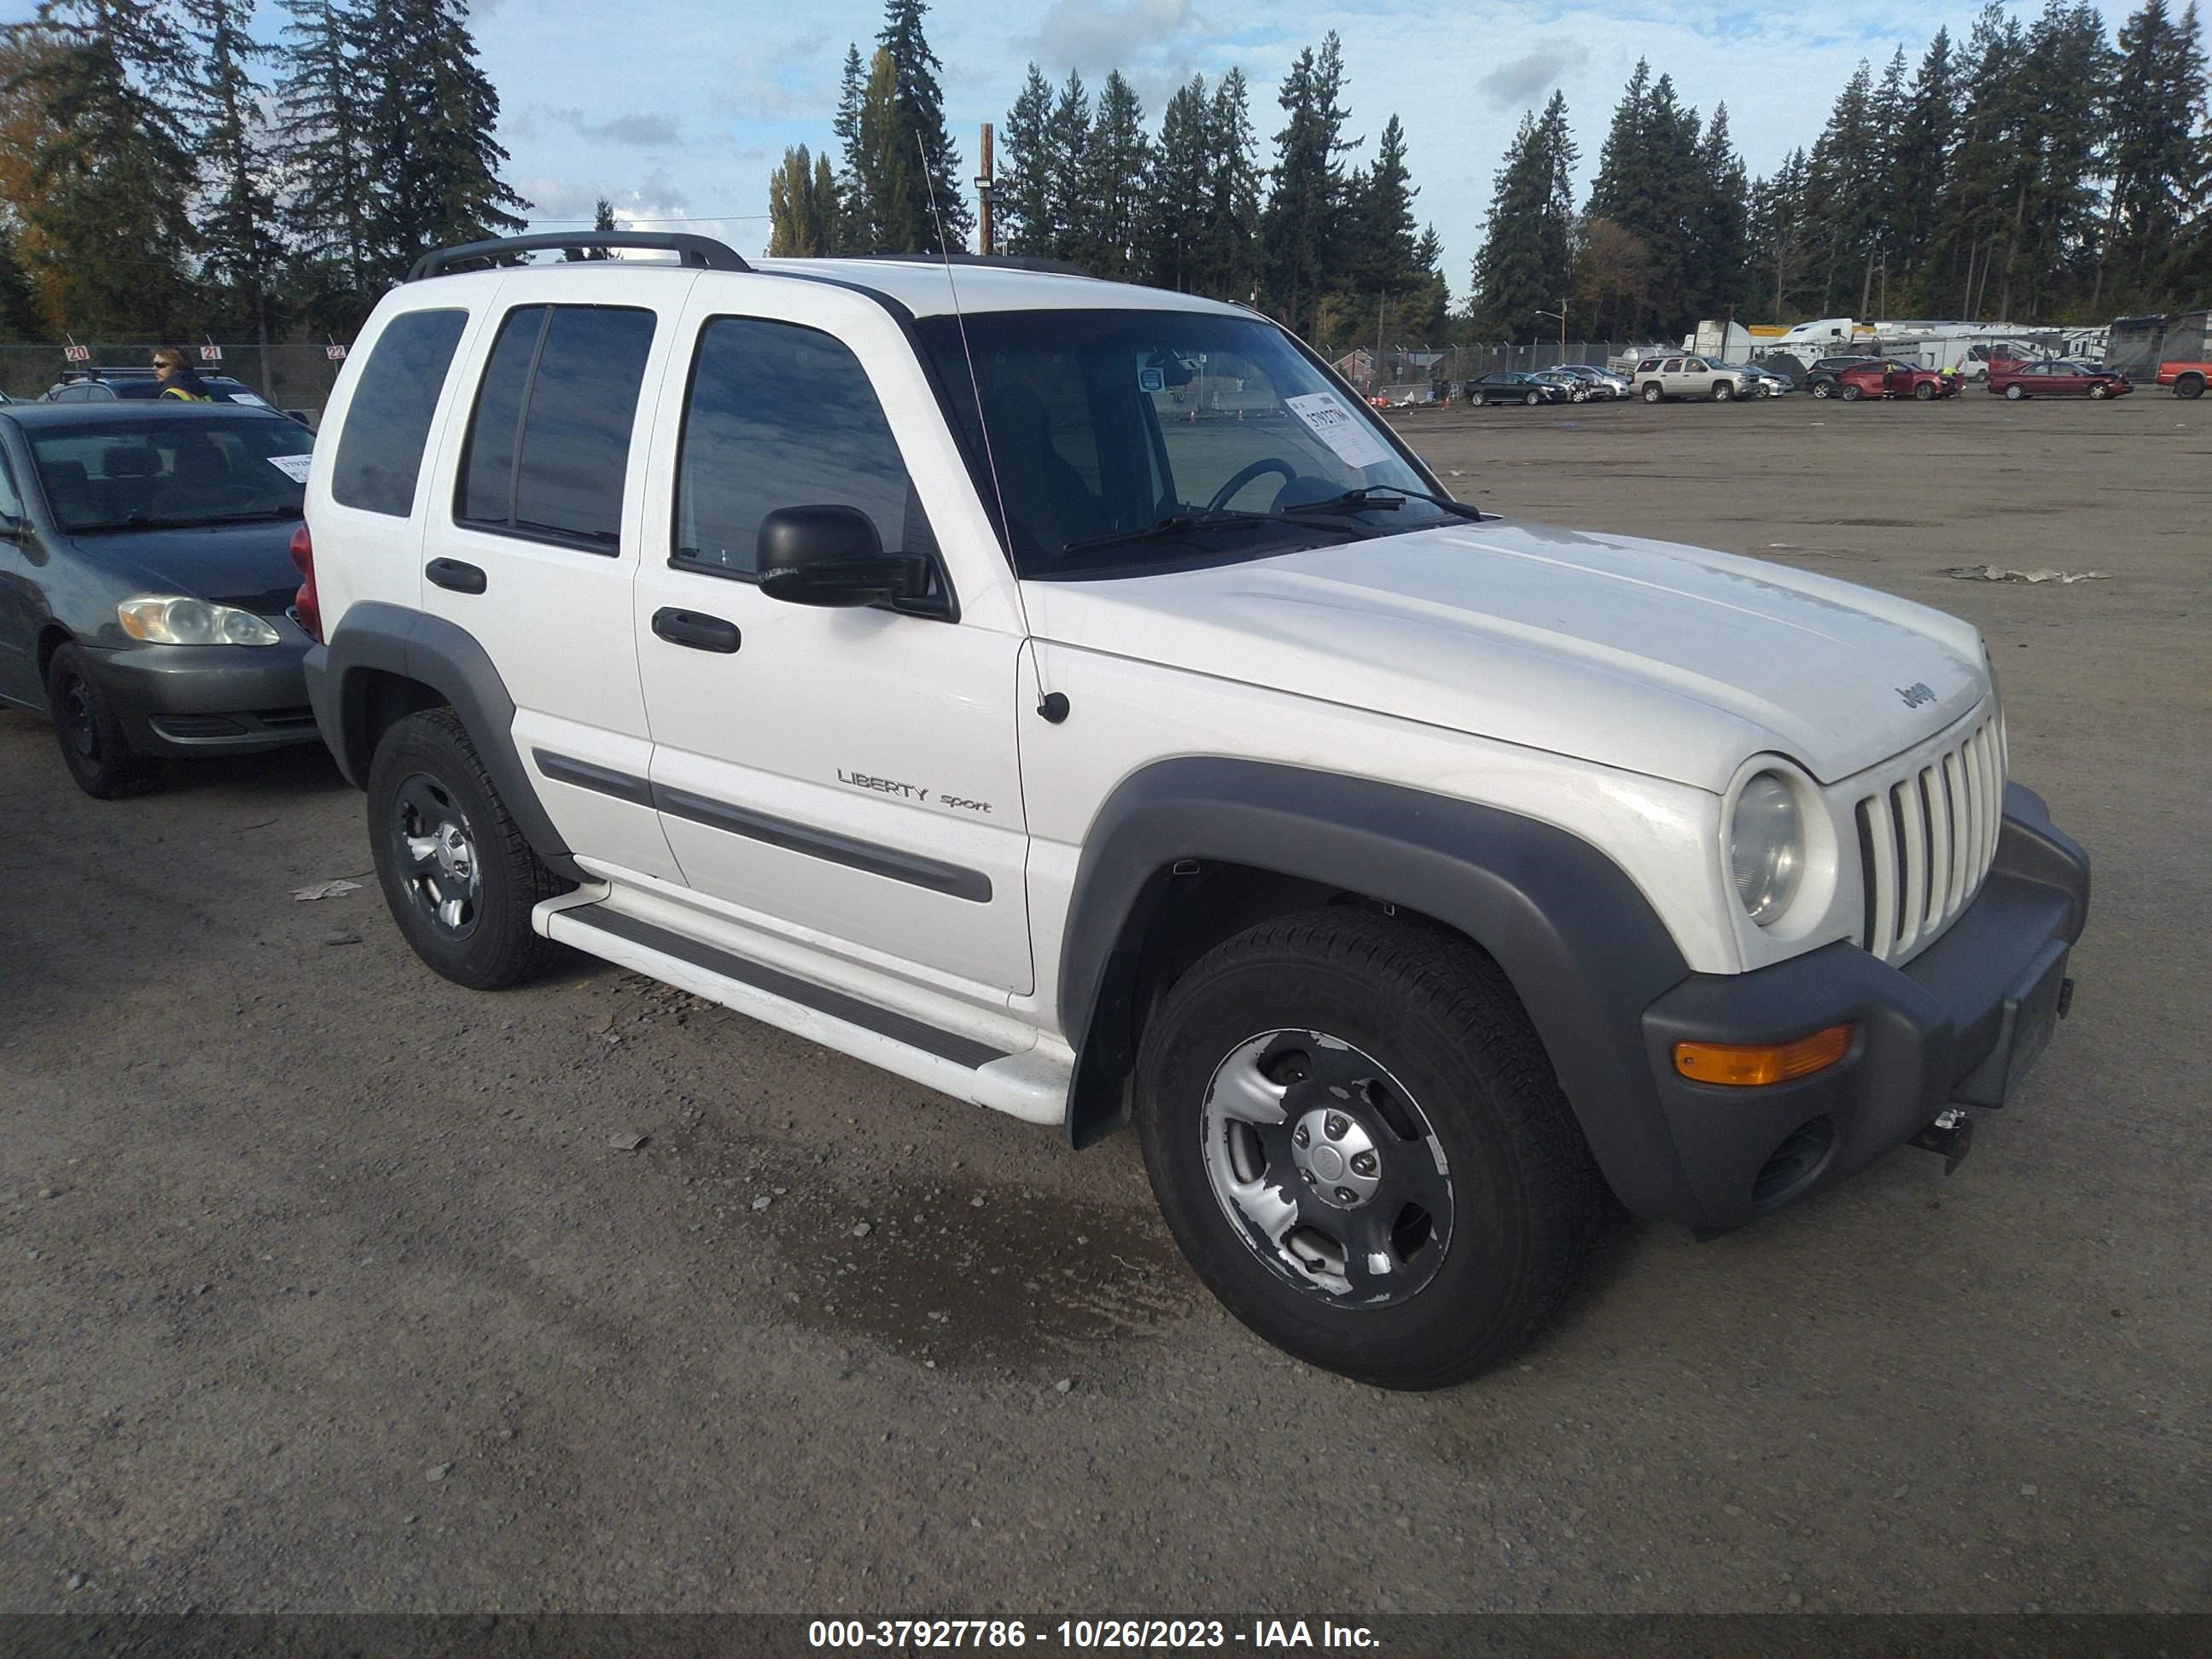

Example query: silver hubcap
[1200,1030,1453,1306]
[394,772,482,938]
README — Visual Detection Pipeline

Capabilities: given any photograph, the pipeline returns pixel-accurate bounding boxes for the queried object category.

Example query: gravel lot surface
[3,391,2206,1618]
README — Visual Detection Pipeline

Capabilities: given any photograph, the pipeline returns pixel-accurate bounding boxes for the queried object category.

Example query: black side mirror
[756,505,918,608]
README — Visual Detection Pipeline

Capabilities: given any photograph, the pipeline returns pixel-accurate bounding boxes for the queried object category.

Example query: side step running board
[539,899,1068,1126]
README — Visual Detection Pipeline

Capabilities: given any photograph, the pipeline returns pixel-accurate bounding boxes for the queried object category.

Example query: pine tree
[1803,60,1881,314]
[833,43,868,210]
[13,3,200,335]
[2104,0,2208,304]
[1406,224,1449,338]
[276,0,375,299]
[998,64,1054,256]
[766,144,841,256]
[1585,61,1705,333]
[1261,32,1360,338]
[875,0,969,250]
[182,0,282,360]
[357,0,526,283]
[1083,71,1149,277]
[1471,93,1575,337]
[1345,113,1420,297]
[1142,74,1210,289]
[853,46,913,252]
[1748,149,1815,322]
[1043,71,1091,265]
[1691,103,1750,323]
[1200,68,1263,302]
[1889,28,1958,306]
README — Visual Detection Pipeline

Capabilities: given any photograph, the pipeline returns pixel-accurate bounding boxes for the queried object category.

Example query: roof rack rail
[830,252,1090,278]
[407,231,752,282]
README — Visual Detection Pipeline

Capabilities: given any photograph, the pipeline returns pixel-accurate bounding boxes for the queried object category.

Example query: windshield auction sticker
[1284,392,1394,469]
[265,454,312,483]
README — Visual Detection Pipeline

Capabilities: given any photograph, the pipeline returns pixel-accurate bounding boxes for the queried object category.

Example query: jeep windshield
[30,415,311,533]
[915,309,1470,579]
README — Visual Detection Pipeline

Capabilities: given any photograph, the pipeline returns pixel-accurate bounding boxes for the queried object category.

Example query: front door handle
[426,558,487,595]
[652,608,741,654]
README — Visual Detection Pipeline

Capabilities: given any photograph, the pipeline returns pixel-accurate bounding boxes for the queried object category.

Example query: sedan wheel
[2089,383,2109,399]
[1913,381,1936,401]
[2005,383,2026,400]
[1524,391,1540,406]
[1839,383,1863,402]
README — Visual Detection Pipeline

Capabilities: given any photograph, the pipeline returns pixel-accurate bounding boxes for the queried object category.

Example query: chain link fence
[0,343,348,421]
[1336,342,1656,403]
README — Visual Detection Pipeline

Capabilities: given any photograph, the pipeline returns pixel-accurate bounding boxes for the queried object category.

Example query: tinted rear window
[457,305,655,550]
[332,309,469,516]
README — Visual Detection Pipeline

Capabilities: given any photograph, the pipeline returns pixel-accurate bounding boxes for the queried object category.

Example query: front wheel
[2005,383,2026,400]
[367,707,568,989]
[1913,381,1936,401]
[2088,383,2109,399]
[1136,911,1603,1390]
[1523,390,1540,406]
[44,643,160,799]
[1711,381,1734,402]
[1642,382,1663,404]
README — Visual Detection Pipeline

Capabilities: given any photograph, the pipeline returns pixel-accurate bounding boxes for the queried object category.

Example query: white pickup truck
[298,235,2090,1389]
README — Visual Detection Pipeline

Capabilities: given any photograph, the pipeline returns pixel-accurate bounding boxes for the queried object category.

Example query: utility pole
[1375,293,1386,394]
[975,123,995,256]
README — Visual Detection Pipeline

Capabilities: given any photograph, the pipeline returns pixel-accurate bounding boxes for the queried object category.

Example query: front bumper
[84,637,321,757]
[1633,783,2089,1228]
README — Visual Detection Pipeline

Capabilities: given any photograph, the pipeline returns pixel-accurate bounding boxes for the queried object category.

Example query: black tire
[2176,373,2205,400]
[1913,380,1936,401]
[1523,390,1540,406]
[1839,382,1863,402]
[366,706,568,989]
[1135,910,1604,1390]
[1641,382,1663,404]
[44,643,160,799]
[1808,378,1833,399]
[2087,382,2109,399]
[1711,380,1734,402]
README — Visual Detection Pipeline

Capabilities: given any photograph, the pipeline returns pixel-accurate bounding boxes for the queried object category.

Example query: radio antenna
[916,136,1062,723]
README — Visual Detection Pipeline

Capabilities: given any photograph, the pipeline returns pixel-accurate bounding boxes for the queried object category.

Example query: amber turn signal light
[1673,1023,1854,1086]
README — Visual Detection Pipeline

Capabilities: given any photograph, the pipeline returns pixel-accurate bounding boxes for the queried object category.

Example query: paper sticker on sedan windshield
[1285,393,1393,469]
[265,454,311,483]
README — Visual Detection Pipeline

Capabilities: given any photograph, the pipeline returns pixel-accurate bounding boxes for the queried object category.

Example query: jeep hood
[1022,518,1988,792]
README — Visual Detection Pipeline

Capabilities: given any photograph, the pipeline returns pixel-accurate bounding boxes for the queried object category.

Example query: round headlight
[1730,772,1804,925]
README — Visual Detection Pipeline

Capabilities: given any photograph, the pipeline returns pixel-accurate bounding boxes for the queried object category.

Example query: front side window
[916,309,1455,579]
[673,317,928,579]
[332,308,468,516]
[457,304,657,550]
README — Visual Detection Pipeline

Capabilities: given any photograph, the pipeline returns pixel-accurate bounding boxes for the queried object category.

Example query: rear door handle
[426,558,486,595]
[651,608,741,654]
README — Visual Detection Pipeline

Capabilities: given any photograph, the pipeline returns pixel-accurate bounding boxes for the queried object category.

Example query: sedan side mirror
[756,505,919,608]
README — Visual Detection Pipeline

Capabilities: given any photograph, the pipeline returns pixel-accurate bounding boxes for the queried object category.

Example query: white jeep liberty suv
[299,233,2090,1389]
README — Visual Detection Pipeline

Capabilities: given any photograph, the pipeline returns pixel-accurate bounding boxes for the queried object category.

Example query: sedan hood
[1025,519,1988,791]
[65,519,303,616]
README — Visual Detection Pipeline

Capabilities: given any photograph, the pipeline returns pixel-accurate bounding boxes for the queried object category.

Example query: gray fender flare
[304,602,584,882]
[1058,758,1703,1221]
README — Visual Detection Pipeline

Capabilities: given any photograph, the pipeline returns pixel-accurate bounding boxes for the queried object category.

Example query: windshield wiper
[148,509,302,529]
[1057,509,1293,556]
[1275,484,1485,521]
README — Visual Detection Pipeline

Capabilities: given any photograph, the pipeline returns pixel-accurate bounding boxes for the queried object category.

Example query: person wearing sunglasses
[151,348,212,401]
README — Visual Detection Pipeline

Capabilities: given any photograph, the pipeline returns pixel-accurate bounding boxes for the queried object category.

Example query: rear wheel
[2176,373,2205,400]
[1839,382,1863,402]
[1642,382,1663,404]
[44,643,160,799]
[1136,910,1604,1390]
[367,707,568,988]
[1809,379,1833,399]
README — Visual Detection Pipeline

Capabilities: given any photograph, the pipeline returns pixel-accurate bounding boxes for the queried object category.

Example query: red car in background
[1987,359,2134,399]
[1808,358,1957,401]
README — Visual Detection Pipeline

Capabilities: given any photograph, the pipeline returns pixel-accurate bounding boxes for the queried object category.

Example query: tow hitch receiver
[1911,1107,1974,1175]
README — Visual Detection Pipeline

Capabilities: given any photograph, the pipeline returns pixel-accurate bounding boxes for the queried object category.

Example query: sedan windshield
[914,309,1464,578]
[30,415,311,533]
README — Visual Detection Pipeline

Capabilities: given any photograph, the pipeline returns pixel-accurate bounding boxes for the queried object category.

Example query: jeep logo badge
[1897,682,1937,709]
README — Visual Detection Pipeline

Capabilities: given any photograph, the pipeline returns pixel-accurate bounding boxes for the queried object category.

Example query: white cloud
[1027,0,1195,75]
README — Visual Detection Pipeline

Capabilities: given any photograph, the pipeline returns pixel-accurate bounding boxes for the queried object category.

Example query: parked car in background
[43,368,313,427]
[1807,358,1955,401]
[0,403,321,797]
[2154,359,2208,399]
[1531,370,1598,403]
[1463,370,1569,406]
[1631,355,1754,402]
[1553,364,1633,399]
[1734,363,1795,397]
[1986,360,2133,399]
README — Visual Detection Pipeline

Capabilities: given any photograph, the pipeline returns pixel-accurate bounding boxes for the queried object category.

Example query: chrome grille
[1854,712,2005,963]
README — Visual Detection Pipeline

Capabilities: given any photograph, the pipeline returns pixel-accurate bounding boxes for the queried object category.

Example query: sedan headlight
[1730,771,1804,925]
[118,595,282,646]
